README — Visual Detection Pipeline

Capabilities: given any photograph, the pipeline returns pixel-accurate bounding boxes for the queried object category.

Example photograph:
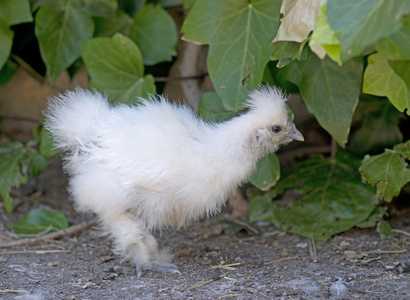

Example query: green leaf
[183,0,195,9]
[248,188,276,222]
[272,182,377,243]
[376,220,395,240]
[39,126,56,159]
[0,0,33,26]
[285,50,363,146]
[128,4,177,65]
[82,33,156,102]
[198,92,238,123]
[0,17,14,70]
[7,208,68,236]
[80,0,117,18]
[356,206,384,228]
[162,0,183,8]
[0,141,29,193]
[376,15,410,60]
[249,153,280,191]
[182,0,281,110]
[309,3,341,64]
[350,97,403,155]
[359,140,410,202]
[0,141,48,213]
[35,2,94,83]
[269,153,378,243]
[94,10,133,37]
[363,53,410,115]
[0,59,19,85]
[0,190,13,215]
[271,41,308,68]
[327,0,410,62]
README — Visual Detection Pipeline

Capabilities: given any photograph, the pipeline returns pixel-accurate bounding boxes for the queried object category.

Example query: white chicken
[44,86,303,275]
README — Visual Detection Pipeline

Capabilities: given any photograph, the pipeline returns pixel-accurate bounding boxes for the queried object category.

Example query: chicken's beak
[287,129,304,142]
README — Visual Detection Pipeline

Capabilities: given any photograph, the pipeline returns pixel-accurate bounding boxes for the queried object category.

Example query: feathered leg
[68,169,179,276]
[102,212,180,276]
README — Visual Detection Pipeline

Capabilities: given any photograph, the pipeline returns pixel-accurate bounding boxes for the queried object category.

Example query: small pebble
[296,242,308,248]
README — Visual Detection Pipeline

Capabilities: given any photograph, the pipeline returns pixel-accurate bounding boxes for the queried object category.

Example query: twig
[225,218,259,235]
[263,256,298,265]
[308,237,317,262]
[154,72,208,82]
[0,250,70,254]
[218,295,242,299]
[0,289,29,293]
[210,263,241,270]
[391,229,410,237]
[364,250,407,254]
[10,54,45,84]
[0,220,97,248]
[187,272,228,290]
[10,54,71,93]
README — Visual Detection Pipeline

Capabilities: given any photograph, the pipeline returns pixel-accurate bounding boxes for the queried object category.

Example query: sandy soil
[1,159,409,300]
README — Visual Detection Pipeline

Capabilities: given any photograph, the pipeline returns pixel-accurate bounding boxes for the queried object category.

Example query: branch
[10,54,45,84]
[0,220,97,248]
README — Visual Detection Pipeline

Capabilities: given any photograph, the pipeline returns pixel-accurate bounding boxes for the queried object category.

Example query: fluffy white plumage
[44,86,303,275]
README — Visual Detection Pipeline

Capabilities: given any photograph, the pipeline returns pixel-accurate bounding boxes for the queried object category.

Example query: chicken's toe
[151,263,180,274]
[136,262,180,276]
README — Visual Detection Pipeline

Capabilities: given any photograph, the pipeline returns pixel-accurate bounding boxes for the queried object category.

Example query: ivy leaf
[376,15,410,60]
[249,153,280,191]
[0,59,19,85]
[271,41,308,68]
[309,3,341,64]
[327,0,410,62]
[363,53,410,115]
[94,10,133,37]
[33,124,56,160]
[182,0,281,110]
[0,16,14,70]
[248,189,276,223]
[80,0,117,18]
[376,220,395,240]
[349,98,403,155]
[360,140,410,202]
[128,4,177,65]
[273,0,326,43]
[7,208,68,236]
[356,206,384,228]
[0,142,48,213]
[0,0,32,69]
[198,92,238,123]
[285,50,363,146]
[35,2,94,83]
[268,152,378,243]
[0,0,33,26]
[82,33,156,103]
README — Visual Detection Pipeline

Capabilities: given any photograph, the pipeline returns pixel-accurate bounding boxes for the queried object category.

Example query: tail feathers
[43,88,110,152]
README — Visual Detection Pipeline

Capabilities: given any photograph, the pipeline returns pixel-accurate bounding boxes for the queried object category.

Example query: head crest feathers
[245,85,288,113]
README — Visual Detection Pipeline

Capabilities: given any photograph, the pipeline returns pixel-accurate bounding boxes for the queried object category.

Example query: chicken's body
[44,86,303,275]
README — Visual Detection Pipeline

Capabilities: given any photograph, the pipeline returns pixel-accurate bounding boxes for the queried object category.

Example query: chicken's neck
[206,113,262,183]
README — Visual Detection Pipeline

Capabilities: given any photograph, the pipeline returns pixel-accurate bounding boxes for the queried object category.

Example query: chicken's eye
[272,126,281,133]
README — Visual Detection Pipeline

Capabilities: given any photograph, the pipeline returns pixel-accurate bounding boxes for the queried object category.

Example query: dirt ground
[0,159,409,300]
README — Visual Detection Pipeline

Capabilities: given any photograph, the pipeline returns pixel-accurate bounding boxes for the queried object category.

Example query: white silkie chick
[44,86,304,275]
